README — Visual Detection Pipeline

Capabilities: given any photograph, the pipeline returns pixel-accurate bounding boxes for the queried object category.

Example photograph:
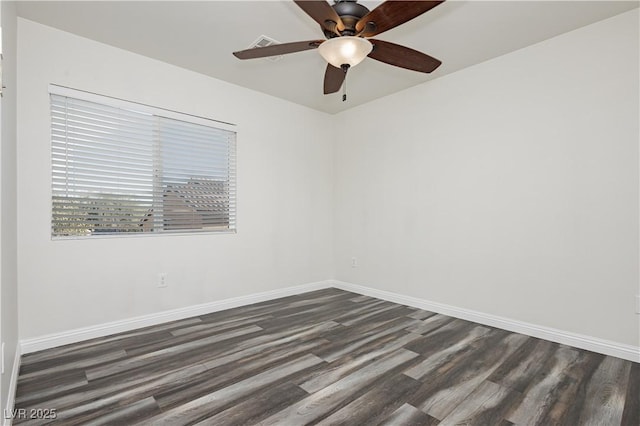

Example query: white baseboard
[332,280,640,363]
[3,345,21,426]
[18,279,640,362]
[20,280,332,354]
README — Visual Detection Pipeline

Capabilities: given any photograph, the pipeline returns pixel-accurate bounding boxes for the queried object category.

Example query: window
[50,85,236,238]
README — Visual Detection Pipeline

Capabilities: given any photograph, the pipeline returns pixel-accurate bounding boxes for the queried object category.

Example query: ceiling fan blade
[294,0,345,35]
[368,39,441,73]
[233,40,324,60]
[324,64,346,94]
[356,1,444,38]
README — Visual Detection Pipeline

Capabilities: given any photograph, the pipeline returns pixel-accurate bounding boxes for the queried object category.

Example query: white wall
[333,10,639,347]
[17,19,334,339]
[1,0,19,416]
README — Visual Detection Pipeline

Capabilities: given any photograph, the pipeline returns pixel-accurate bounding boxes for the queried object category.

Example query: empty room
[0,0,638,424]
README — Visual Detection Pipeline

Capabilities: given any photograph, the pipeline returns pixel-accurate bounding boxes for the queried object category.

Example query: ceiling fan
[233,0,444,99]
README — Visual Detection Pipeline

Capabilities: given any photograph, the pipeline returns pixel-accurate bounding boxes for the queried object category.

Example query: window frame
[49,84,237,240]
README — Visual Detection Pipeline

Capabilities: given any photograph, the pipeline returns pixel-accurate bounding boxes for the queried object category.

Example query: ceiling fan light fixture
[318,36,373,68]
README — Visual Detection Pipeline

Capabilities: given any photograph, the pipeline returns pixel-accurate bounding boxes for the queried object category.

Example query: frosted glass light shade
[318,36,373,68]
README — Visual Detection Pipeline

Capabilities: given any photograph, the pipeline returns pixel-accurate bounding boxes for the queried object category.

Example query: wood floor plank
[438,380,521,426]
[19,350,128,381]
[487,338,557,393]
[349,294,374,303]
[341,305,416,328]
[334,302,404,326]
[507,346,580,425]
[404,313,455,335]
[169,314,272,337]
[123,320,268,357]
[404,325,492,381]
[19,318,202,367]
[66,396,161,426]
[20,363,206,417]
[139,354,324,425]
[195,382,309,425]
[407,309,438,320]
[85,325,262,380]
[314,373,422,425]
[410,318,478,346]
[199,321,339,370]
[377,403,440,426]
[19,331,171,375]
[13,288,637,426]
[621,360,640,425]
[254,299,362,330]
[529,350,606,425]
[320,316,395,342]
[410,330,529,420]
[257,349,419,425]
[15,370,88,401]
[296,331,421,394]
[314,317,421,362]
[577,355,631,425]
[14,376,89,408]
[154,338,329,410]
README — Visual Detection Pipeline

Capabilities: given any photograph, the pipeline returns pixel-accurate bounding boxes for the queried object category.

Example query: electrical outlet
[636,295,640,315]
[158,273,168,288]
[351,257,357,268]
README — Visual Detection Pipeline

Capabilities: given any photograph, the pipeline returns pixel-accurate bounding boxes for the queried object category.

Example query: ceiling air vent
[248,35,283,62]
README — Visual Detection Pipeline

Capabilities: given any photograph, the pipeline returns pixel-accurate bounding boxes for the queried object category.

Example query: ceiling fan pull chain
[342,77,347,102]
[342,64,350,102]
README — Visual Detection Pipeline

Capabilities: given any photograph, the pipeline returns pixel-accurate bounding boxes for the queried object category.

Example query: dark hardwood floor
[13,288,639,425]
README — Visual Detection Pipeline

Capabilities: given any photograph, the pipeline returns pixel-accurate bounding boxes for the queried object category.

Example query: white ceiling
[16,1,639,114]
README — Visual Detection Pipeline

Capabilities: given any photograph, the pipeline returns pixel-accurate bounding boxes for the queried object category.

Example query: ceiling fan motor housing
[326,0,371,37]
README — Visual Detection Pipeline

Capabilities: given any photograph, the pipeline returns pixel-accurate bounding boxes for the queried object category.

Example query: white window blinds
[51,86,236,237]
